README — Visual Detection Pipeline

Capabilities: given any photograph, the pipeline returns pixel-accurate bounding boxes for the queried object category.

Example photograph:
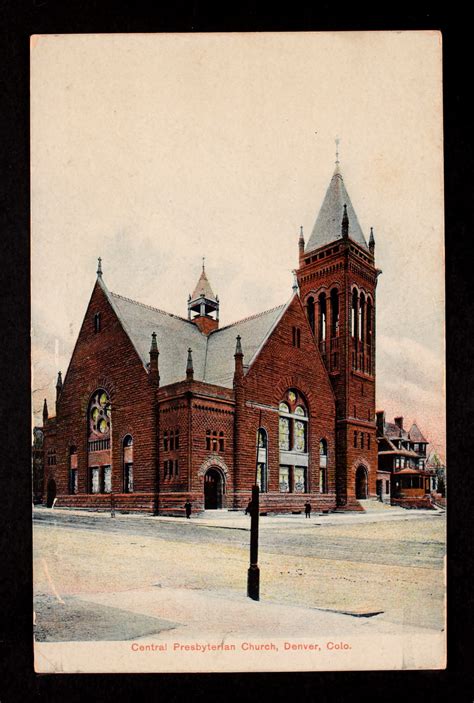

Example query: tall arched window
[123,435,133,493]
[88,389,111,494]
[69,446,78,495]
[359,293,366,343]
[351,289,358,338]
[318,293,327,343]
[306,296,315,334]
[330,288,339,338]
[278,389,309,493]
[256,428,268,493]
[319,439,328,493]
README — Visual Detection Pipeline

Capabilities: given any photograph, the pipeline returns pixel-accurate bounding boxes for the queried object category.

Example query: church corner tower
[296,159,380,507]
[188,260,219,335]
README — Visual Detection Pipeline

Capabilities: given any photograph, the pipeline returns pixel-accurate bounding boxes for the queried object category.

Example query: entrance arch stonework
[198,455,229,479]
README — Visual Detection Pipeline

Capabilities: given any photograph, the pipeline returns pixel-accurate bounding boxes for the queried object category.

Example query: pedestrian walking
[184,500,192,519]
[304,501,312,518]
[245,500,253,515]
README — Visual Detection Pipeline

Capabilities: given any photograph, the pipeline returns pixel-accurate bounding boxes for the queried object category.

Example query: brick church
[41,161,379,515]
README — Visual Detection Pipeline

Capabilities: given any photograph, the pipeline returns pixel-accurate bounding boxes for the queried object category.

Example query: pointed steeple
[56,371,63,397]
[369,227,375,255]
[188,260,219,334]
[186,347,194,380]
[305,163,369,253]
[42,398,49,424]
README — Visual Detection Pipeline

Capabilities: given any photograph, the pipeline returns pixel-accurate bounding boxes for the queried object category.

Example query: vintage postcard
[31,31,445,673]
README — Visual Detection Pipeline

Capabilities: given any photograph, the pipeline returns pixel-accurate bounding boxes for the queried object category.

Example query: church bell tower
[296,157,380,506]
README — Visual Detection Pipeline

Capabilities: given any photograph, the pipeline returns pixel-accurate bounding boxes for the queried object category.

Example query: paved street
[33,500,445,652]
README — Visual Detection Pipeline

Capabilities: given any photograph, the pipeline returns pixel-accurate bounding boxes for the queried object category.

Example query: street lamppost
[247,414,262,601]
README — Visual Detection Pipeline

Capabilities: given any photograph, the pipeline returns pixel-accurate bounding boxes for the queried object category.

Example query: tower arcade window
[306,297,315,334]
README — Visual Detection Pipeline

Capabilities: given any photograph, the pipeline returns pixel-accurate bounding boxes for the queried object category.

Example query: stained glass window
[294,420,306,452]
[295,405,306,417]
[279,417,290,450]
[91,467,100,494]
[287,391,297,404]
[279,402,289,413]
[89,389,111,438]
[103,466,112,493]
[279,466,289,493]
[294,466,306,493]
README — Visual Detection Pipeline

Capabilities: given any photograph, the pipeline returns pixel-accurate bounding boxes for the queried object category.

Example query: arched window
[94,312,101,333]
[123,435,133,493]
[88,389,111,493]
[319,439,328,493]
[307,296,315,334]
[69,446,78,495]
[359,293,366,343]
[351,289,358,338]
[330,288,339,338]
[278,389,309,494]
[318,293,327,342]
[256,428,268,493]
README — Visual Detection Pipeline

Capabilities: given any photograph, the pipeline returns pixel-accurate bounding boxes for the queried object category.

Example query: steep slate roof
[191,267,217,301]
[408,422,428,443]
[106,281,289,389]
[305,164,369,253]
[384,421,409,441]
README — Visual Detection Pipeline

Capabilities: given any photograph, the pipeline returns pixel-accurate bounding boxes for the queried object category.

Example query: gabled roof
[104,278,288,390]
[305,164,369,253]
[191,267,217,302]
[408,422,428,443]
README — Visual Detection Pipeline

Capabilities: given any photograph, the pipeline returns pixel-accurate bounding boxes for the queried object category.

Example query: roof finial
[335,136,340,165]
[369,226,375,254]
[202,256,205,274]
[292,270,299,294]
[342,203,349,239]
[186,347,194,379]
[150,331,158,353]
[97,257,102,277]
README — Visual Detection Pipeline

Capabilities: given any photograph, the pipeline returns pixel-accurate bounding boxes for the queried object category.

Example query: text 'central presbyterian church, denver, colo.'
[41,161,382,515]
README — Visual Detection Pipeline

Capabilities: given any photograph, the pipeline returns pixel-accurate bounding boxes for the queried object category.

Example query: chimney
[394,416,404,430]
[376,410,385,436]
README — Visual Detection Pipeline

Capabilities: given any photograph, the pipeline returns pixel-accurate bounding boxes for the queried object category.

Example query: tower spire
[42,398,48,424]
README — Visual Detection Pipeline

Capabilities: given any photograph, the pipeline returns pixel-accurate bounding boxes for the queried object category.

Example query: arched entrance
[46,479,57,507]
[204,468,224,509]
[355,466,368,499]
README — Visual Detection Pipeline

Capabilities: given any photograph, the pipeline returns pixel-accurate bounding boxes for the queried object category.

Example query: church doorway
[46,479,57,507]
[355,466,368,499]
[204,468,223,509]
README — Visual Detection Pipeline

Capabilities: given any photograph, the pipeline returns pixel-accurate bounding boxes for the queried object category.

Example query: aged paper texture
[31,31,445,673]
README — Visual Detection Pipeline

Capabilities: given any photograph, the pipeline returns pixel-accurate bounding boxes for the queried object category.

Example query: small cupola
[188,259,219,335]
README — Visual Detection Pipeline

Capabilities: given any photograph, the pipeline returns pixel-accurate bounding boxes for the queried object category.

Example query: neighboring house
[40,160,380,515]
[376,412,437,508]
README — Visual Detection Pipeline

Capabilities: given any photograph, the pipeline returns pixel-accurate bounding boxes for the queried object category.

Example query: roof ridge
[215,304,286,333]
[110,291,192,324]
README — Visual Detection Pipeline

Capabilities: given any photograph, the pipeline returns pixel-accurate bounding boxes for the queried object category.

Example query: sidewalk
[34,500,444,531]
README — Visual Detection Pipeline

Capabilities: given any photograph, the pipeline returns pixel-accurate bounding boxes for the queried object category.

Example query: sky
[31,31,445,459]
